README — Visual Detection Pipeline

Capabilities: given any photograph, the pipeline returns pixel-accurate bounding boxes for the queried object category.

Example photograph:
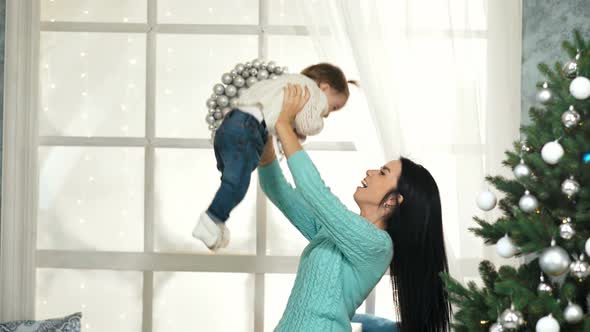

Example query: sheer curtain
[299,0,522,288]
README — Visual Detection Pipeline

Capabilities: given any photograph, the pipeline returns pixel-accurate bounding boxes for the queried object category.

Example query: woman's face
[354,160,402,207]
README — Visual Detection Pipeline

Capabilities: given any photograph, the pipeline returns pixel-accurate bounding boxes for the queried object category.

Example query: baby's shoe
[218,223,231,249]
[192,212,223,251]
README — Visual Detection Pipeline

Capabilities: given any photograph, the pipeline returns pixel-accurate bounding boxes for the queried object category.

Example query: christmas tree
[442,30,590,331]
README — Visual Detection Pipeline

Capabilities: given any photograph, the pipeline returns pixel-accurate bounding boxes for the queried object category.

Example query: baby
[193,63,354,251]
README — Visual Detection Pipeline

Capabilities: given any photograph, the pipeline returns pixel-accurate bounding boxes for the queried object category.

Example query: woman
[259,84,452,331]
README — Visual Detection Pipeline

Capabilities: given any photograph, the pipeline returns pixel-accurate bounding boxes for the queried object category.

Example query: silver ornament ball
[564,302,584,323]
[241,70,250,78]
[257,69,269,80]
[489,322,504,332]
[560,221,575,240]
[252,59,261,69]
[213,111,223,120]
[274,66,284,75]
[570,255,590,279]
[561,177,580,197]
[216,95,229,107]
[208,108,216,115]
[249,68,258,76]
[208,124,216,131]
[205,114,215,125]
[499,306,525,329]
[538,282,553,294]
[213,83,225,95]
[225,84,238,97]
[563,60,578,79]
[229,97,239,108]
[513,160,532,179]
[233,76,245,88]
[237,88,246,97]
[246,76,258,87]
[206,98,217,109]
[562,106,581,128]
[235,63,245,74]
[519,190,538,213]
[244,61,252,68]
[539,243,571,276]
[221,73,233,84]
[267,61,276,72]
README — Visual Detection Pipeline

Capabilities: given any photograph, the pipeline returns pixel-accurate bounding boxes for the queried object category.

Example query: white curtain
[299,0,522,284]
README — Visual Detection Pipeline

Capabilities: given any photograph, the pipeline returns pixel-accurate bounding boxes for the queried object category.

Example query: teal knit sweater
[258,150,394,332]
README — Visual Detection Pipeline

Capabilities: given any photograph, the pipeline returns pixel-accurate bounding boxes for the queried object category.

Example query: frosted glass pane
[267,35,319,75]
[40,32,146,137]
[264,274,295,332]
[36,269,143,332]
[156,34,257,138]
[158,0,258,24]
[267,0,305,25]
[374,275,397,321]
[41,0,147,23]
[37,147,144,251]
[154,272,254,332]
[154,149,256,254]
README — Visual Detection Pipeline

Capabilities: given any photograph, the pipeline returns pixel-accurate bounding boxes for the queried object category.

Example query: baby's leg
[207,110,267,223]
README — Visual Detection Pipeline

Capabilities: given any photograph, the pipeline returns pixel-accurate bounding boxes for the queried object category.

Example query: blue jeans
[207,109,268,223]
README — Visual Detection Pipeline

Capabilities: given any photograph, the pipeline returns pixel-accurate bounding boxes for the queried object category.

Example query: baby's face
[320,84,348,118]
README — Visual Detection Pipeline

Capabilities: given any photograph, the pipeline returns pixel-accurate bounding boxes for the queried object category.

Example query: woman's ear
[397,194,404,206]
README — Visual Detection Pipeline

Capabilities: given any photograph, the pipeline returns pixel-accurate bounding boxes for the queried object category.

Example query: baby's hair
[300,63,358,97]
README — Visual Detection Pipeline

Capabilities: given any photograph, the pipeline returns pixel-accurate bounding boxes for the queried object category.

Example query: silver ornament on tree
[513,159,532,179]
[564,301,584,323]
[537,82,553,104]
[499,304,525,329]
[535,314,560,332]
[561,176,580,197]
[541,140,564,165]
[519,190,539,213]
[489,322,504,332]
[569,76,590,100]
[562,53,580,79]
[539,239,571,276]
[537,273,553,294]
[561,105,581,128]
[476,190,497,211]
[569,254,590,279]
[559,217,575,240]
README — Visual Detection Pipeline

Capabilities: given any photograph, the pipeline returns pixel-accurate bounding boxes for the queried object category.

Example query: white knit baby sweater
[236,73,328,137]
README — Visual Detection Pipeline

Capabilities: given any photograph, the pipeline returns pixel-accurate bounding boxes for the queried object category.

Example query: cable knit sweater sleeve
[258,159,320,241]
[286,150,393,266]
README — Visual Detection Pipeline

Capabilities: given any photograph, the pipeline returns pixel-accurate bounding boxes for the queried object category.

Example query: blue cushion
[352,313,398,332]
[0,312,81,332]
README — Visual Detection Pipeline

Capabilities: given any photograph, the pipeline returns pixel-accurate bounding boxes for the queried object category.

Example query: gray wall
[521,0,590,125]
[0,0,5,207]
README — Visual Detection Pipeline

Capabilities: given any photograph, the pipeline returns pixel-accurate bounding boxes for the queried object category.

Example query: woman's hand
[275,84,310,158]
[277,83,310,127]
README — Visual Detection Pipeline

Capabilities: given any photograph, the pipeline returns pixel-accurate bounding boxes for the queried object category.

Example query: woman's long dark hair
[384,157,452,331]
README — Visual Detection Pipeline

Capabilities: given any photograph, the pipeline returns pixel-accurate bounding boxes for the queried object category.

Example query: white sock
[192,212,222,250]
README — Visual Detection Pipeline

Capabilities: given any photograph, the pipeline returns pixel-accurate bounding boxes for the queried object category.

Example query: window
[35,1,378,331]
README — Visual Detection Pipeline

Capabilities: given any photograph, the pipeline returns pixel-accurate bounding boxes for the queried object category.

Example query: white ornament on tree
[564,301,584,323]
[585,238,590,257]
[541,140,564,165]
[539,240,571,276]
[496,234,518,258]
[569,76,590,100]
[536,314,560,332]
[476,190,497,211]
[519,190,539,213]
[537,82,553,104]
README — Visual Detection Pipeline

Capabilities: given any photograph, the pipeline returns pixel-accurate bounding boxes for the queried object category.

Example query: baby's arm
[293,82,327,137]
